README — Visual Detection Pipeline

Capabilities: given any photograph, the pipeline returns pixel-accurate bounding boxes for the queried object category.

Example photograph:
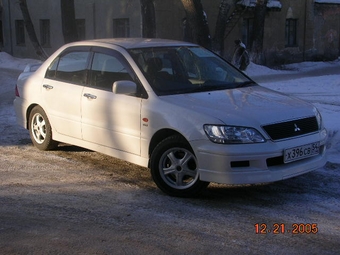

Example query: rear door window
[45,48,90,85]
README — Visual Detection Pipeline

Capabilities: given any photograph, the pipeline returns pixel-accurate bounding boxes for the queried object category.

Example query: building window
[76,19,86,40]
[242,18,253,49]
[113,18,129,38]
[285,19,297,47]
[15,20,25,46]
[40,19,50,47]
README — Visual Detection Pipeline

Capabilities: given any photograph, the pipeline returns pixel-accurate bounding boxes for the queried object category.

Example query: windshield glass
[129,46,254,96]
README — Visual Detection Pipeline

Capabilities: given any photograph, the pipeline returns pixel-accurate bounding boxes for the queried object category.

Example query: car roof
[70,38,197,49]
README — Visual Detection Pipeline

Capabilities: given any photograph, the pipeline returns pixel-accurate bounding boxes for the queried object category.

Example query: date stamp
[255,223,318,234]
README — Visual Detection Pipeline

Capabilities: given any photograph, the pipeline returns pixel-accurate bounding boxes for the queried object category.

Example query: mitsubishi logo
[294,124,301,132]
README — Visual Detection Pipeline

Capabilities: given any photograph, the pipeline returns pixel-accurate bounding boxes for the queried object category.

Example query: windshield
[129,46,254,96]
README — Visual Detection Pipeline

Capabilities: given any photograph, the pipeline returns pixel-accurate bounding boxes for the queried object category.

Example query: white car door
[42,49,90,139]
[81,50,142,155]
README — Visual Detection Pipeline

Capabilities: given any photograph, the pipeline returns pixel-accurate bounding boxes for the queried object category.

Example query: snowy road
[0,55,339,254]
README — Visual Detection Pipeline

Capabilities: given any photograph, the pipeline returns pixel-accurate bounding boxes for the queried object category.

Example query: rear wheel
[29,106,58,150]
[150,135,209,197]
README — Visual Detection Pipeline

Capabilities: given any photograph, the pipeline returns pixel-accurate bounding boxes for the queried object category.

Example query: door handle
[83,93,97,99]
[43,84,53,90]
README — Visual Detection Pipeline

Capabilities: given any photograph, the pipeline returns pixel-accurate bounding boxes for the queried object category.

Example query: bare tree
[18,0,48,60]
[139,0,269,63]
[60,0,78,43]
[212,0,231,56]
[140,0,156,38]
[180,0,211,49]
[249,0,268,64]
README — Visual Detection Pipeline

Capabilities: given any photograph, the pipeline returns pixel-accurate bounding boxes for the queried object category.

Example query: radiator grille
[262,117,318,141]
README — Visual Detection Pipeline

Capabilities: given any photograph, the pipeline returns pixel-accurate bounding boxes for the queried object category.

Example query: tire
[150,135,209,197]
[29,106,58,150]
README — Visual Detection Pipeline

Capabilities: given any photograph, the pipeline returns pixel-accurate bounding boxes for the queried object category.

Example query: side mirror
[113,80,137,95]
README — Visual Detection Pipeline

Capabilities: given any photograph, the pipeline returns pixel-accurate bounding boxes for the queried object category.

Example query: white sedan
[14,38,327,197]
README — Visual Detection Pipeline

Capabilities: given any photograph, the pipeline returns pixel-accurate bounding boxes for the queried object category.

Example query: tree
[180,0,211,49]
[18,0,48,60]
[212,0,231,56]
[140,0,156,38]
[60,0,78,43]
[249,0,268,64]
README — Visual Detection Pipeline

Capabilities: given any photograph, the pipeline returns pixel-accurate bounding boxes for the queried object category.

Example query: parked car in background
[14,38,327,197]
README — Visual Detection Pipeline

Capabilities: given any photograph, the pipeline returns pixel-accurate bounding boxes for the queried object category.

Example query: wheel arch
[148,129,192,166]
[148,130,209,197]
[25,103,39,129]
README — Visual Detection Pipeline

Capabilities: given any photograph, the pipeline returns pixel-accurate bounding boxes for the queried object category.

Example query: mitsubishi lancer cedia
[14,38,327,197]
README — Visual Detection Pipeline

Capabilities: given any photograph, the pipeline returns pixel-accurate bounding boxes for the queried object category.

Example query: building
[206,0,340,65]
[0,0,339,66]
[1,0,147,58]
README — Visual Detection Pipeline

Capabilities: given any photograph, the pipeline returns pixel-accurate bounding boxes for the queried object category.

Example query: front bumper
[192,130,327,185]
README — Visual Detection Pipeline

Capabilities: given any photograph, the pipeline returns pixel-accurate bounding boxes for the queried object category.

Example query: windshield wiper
[177,81,255,94]
[181,84,231,94]
[236,81,256,88]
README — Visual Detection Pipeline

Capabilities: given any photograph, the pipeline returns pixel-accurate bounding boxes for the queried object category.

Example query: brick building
[0,0,339,66]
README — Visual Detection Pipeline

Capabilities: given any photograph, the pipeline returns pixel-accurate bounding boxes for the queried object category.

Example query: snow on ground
[248,59,340,75]
[1,52,339,163]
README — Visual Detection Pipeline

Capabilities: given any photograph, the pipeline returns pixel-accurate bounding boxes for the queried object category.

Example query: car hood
[160,85,316,126]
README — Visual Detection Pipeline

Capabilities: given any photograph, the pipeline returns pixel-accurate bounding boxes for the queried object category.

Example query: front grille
[262,117,318,141]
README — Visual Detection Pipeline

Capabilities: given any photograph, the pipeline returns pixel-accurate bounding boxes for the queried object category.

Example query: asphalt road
[0,68,339,255]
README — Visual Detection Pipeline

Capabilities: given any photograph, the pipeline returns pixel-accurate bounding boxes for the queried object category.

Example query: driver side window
[90,52,133,91]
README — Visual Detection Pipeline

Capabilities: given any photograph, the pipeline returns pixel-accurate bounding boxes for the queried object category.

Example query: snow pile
[284,60,340,71]
[315,0,340,4]
[0,52,41,71]
[237,0,282,9]
[248,59,340,75]
[266,0,282,8]
[247,62,284,76]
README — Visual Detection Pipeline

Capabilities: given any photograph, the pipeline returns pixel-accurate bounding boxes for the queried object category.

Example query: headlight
[314,107,323,130]
[204,125,266,144]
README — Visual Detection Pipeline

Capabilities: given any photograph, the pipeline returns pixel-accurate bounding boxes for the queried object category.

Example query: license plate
[284,142,320,163]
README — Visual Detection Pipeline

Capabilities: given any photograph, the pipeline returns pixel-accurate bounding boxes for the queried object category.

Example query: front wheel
[150,135,209,197]
[29,106,58,150]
